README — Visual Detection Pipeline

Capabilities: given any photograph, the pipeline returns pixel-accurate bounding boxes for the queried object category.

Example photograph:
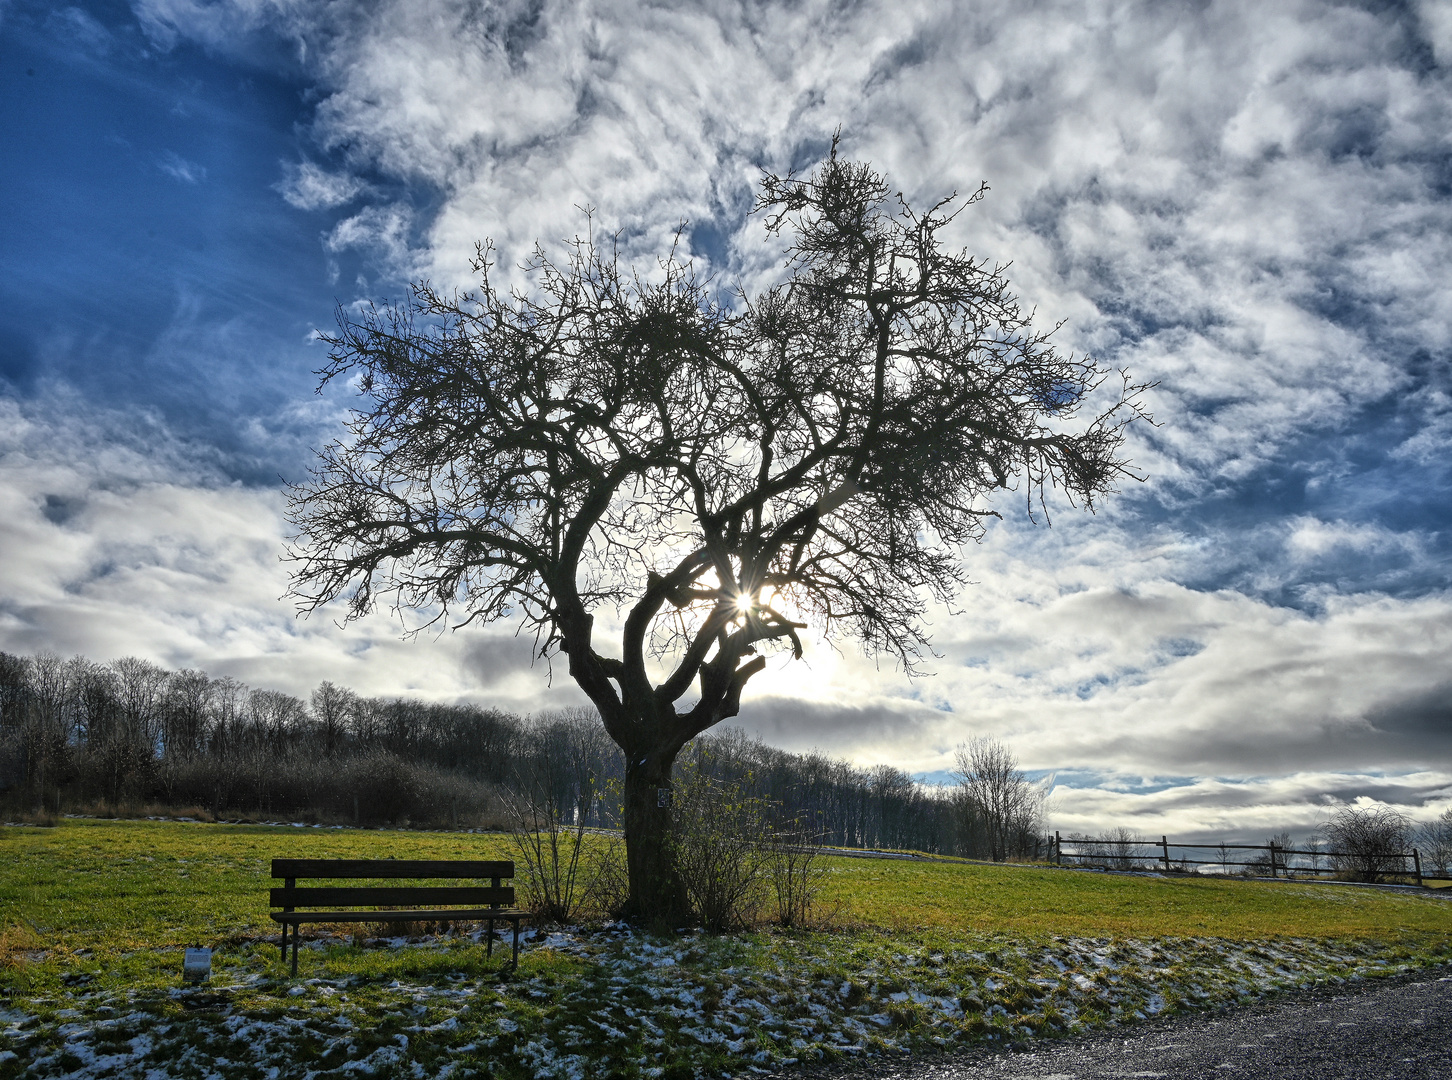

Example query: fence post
[1055,830,1062,867]
[1161,835,1170,872]
[1268,842,1277,878]
[1413,848,1423,888]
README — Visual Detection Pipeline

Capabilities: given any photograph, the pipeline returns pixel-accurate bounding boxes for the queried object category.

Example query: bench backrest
[270,859,516,910]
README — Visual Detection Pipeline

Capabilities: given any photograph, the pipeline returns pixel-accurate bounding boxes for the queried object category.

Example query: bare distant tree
[112,657,167,751]
[1303,833,1326,874]
[867,764,917,850]
[162,669,213,763]
[952,736,1041,861]
[1249,829,1293,876]
[286,141,1150,920]
[1104,826,1141,871]
[1324,805,1413,883]
[310,681,358,758]
[80,657,162,805]
[1418,808,1452,876]
[27,653,73,812]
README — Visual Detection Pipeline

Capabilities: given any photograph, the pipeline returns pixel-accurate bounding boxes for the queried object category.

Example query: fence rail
[1053,832,1436,886]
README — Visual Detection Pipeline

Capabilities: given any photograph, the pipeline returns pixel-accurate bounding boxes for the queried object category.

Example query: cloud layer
[3,0,1450,838]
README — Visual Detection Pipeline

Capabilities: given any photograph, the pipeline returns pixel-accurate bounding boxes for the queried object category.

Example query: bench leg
[486,918,494,958]
[291,925,299,978]
[280,922,288,964]
[511,920,520,967]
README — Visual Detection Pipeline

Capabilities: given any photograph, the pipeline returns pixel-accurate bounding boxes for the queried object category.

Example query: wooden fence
[1053,831,1449,887]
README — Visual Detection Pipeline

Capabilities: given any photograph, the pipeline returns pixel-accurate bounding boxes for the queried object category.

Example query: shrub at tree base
[669,759,830,933]
[503,711,626,924]
[670,762,774,932]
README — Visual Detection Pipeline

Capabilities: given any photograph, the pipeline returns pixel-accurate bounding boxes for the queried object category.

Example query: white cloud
[1045,770,1452,844]
[276,161,368,211]
[325,203,418,273]
[45,6,116,53]
[158,150,206,184]
[132,0,294,52]
[0,395,588,713]
[730,517,1452,783]
[1417,0,1452,67]
[131,0,1452,501]
[1284,516,1420,561]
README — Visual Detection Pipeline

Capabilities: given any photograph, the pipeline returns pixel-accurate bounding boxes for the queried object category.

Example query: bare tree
[310,681,357,758]
[1099,826,1142,871]
[154,669,212,803]
[1248,830,1293,876]
[1324,805,1413,883]
[27,653,74,813]
[285,142,1149,920]
[111,658,167,787]
[1417,808,1452,876]
[70,657,166,808]
[1304,834,1326,875]
[952,737,1041,861]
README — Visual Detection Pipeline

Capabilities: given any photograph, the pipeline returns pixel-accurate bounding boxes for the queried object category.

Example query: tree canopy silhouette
[286,144,1151,920]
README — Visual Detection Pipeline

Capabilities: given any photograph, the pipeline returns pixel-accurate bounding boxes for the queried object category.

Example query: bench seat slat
[272,859,513,879]
[272,886,513,907]
[270,908,529,924]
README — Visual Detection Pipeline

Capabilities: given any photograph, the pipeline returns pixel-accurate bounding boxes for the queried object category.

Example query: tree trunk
[621,753,690,925]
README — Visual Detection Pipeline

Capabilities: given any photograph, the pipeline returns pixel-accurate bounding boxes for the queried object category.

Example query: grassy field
[1,819,1449,1079]
[5,819,1449,950]
[826,855,1452,938]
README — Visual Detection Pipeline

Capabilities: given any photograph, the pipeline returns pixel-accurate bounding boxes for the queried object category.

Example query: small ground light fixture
[183,947,212,984]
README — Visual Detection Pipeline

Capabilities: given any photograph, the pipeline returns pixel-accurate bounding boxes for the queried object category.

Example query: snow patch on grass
[0,928,1447,1079]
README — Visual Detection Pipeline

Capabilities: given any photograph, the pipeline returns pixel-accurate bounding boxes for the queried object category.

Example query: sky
[1,0,1450,843]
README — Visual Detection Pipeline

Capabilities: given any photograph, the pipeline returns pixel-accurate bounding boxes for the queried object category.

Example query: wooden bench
[270,859,530,976]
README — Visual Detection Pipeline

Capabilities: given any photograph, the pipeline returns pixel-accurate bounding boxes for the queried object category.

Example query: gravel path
[790,964,1452,1080]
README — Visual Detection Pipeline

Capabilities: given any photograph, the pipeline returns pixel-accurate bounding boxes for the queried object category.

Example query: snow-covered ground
[2,925,1447,1079]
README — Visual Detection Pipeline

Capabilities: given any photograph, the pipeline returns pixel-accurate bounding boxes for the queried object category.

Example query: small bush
[503,712,618,924]
[581,834,630,916]
[1324,805,1412,883]
[767,818,830,928]
[671,761,771,932]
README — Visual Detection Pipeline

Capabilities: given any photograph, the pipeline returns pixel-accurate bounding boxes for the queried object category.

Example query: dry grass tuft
[0,923,43,969]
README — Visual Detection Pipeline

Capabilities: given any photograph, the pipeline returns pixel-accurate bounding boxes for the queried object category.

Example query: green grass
[4,819,1447,955]
[824,857,1452,938]
[0,819,517,954]
[0,819,1448,1079]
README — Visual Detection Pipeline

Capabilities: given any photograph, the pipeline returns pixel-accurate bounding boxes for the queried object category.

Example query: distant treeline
[0,651,1042,858]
